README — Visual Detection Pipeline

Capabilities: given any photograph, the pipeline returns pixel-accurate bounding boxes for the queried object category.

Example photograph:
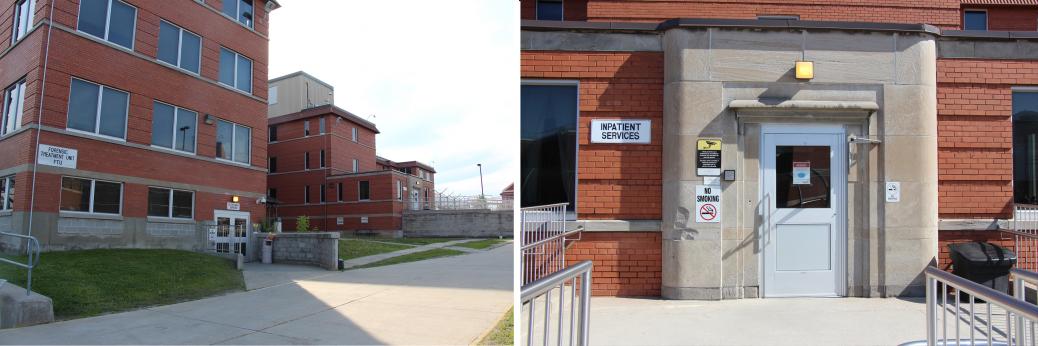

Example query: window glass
[0,177,7,210]
[238,0,253,27]
[304,185,310,203]
[68,79,100,133]
[77,0,107,39]
[216,120,233,160]
[1014,92,1038,204]
[13,0,34,42]
[60,177,91,212]
[269,125,278,141]
[305,121,310,136]
[2,80,25,135]
[234,125,250,164]
[157,21,179,65]
[319,117,326,134]
[172,190,192,218]
[320,150,325,167]
[236,55,252,93]
[320,185,326,203]
[93,180,121,214]
[338,183,343,201]
[353,159,358,172]
[147,187,170,217]
[352,127,357,141]
[222,0,237,18]
[180,31,201,74]
[151,102,174,148]
[4,177,12,210]
[268,188,277,199]
[305,152,310,169]
[359,181,370,200]
[536,0,563,21]
[774,146,831,209]
[219,48,235,86]
[175,108,196,152]
[520,84,578,211]
[964,11,987,31]
[268,86,278,105]
[269,157,277,173]
[107,0,136,49]
[98,87,128,138]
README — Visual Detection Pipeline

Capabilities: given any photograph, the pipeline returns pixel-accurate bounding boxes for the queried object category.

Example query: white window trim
[964,9,988,31]
[214,119,252,165]
[11,0,36,44]
[147,186,194,219]
[67,77,129,142]
[219,47,253,94]
[150,101,198,154]
[0,176,13,211]
[76,0,137,50]
[1,79,26,137]
[60,176,123,215]
[157,20,202,75]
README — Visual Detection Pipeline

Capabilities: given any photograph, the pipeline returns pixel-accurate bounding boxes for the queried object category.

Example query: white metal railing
[1014,205,1038,272]
[0,231,41,296]
[521,203,579,285]
[520,260,592,346]
[923,266,1038,346]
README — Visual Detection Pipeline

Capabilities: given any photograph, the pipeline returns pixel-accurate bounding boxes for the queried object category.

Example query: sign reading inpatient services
[37,144,77,169]
[590,119,651,144]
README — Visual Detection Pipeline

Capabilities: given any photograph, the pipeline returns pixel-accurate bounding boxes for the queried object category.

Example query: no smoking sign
[695,185,721,223]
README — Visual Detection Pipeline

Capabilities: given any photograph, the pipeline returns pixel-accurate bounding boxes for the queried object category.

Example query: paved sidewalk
[340,239,474,269]
[0,245,513,345]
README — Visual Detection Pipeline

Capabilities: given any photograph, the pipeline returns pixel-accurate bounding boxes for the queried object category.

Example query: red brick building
[0,0,278,252]
[521,0,1038,298]
[265,72,434,234]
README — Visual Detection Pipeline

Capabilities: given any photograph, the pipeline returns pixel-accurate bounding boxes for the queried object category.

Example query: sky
[268,0,518,197]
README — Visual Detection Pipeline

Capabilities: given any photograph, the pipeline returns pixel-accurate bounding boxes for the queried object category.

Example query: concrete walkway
[576,297,930,345]
[339,238,475,269]
[0,244,513,345]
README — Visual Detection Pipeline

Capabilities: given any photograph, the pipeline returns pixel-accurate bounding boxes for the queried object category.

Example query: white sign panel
[227,202,241,211]
[793,162,811,185]
[360,216,369,224]
[590,119,651,144]
[695,185,721,223]
[37,144,77,169]
[336,217,344,225]
[886,182,901,203]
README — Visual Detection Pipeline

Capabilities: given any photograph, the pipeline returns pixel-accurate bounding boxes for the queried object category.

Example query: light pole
[477,163,485,198]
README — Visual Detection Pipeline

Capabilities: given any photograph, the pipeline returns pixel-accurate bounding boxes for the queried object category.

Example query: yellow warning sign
[697,139,721,150]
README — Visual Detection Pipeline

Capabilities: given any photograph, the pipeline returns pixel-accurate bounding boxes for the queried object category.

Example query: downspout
[25,0,56,252]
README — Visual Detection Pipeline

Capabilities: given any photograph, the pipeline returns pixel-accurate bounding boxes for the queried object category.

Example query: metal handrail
[926,266,1038,346]
[521,260,592,346]
[521,227,584,251]
[0,231,41,296]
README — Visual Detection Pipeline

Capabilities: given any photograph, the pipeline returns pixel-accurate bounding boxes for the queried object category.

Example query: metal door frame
[213,209,250,254]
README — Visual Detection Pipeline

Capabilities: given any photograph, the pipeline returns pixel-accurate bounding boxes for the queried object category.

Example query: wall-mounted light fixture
[795,61,814,80]
[231,195,240,203]
[205,114,215,125]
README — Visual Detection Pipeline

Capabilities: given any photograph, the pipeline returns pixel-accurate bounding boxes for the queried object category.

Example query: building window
[157,20,201,74]
[358,181,370,200]
[67,78,129,140]
[1,79,26,136]
[151,101,196,154]
[304,120,310,136]
[147,187,192,219]
[964,10,987,31]
[319,117,326,134]
[268,86,278,105]
[320,185,326,203]
[396,180,402,201]
[0,176,14,211]
[77,0,136,49]
[221,0,254,28]
[11,0,35,43]
[337,183,343,202]
[60,177,121,214]
[268,188,277,199]
[215,119,251,164]
[269,157,277,173]
[521,82,578,212]
[304,185,310,204]
[218,47,252,93]
[536,0,563,21]
[351,127,357,142]
[269,125,277,142]
[1014,91,1038,204]
[320,150,326,168]
[304,152,310,169]
[352,159,359,173]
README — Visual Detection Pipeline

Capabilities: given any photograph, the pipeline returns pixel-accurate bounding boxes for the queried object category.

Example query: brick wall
[521,51,663,220]
[564,232,662,296]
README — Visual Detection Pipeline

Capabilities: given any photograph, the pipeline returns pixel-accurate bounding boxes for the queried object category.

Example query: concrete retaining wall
[402,210,512,238]
[0,282,53,329]
[253,232,339,270]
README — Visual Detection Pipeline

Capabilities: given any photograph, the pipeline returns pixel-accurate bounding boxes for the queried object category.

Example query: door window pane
[180,31,201,73]
[964,11,987,31]
[216,120,233,160]
[147,187,170,217]
[77,0,107,39]
[68,79,99,133]
[98,87,128,138]
[157,21,179,65]
[234,125,250,164]
[775,146,831,209]
[93,181,121,214]
[60,177,91,212]
[151,102,174,147]
[520,84,577,211]
[172,190,192,218]
[175,108,196,152]
[107,0,136,49]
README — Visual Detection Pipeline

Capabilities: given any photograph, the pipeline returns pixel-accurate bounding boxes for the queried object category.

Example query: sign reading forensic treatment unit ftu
[37,144,78,169]
[590,119,651,144]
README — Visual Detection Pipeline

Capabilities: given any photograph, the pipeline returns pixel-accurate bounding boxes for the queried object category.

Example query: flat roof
[268,71,335,91]
[268,104,379,133]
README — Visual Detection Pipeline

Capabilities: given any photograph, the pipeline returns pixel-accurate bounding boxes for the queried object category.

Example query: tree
[296,215,310,232]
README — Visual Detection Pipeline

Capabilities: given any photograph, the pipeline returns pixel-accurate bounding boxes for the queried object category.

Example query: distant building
[266,72,434,234]
[500,183,514,201]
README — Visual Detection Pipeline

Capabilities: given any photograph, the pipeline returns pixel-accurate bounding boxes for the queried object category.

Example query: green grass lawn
[339,239,412,260]
[0,249,243,320]
[479,307,514,345]
[455,239,508,250]
[378,237,462,246]
[351,248,465,269]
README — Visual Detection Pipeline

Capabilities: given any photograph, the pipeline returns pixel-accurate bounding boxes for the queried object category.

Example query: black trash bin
[948,242,1017,297]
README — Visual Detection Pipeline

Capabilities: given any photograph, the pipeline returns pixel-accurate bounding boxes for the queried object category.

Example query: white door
[762,125,845,297]
[214,210,249,255]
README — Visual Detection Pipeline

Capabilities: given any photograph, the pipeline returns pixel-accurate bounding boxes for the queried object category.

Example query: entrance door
[214,210,249,255]
[762,125,845,297]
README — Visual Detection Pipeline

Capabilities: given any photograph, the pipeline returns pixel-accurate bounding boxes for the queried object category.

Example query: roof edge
[269,105,380,133]
[522,18,941,36]
[268,71,335,90]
